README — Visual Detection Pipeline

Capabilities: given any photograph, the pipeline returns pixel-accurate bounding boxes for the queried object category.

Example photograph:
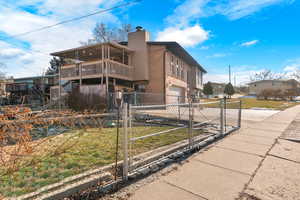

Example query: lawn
[202,98,300,110]
[0,126,195,197]
[239,98,300,110]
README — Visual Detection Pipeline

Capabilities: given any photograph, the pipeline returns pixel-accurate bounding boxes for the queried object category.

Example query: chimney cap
[136,26,143,31]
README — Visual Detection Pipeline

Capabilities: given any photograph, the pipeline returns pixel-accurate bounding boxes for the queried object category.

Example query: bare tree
[291,69,300,81]
[250,69,285,82]
[80,23,133,45]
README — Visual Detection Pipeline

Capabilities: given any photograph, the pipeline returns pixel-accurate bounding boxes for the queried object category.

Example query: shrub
[257,89,290,100]
[66,87,106,112]
[224,83,235,98]
[203,82,213,98]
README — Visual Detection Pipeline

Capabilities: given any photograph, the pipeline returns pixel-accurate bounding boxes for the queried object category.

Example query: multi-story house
[5,75,58,105]
[248,79,300,96]
[50,27,206,105]
[210,82,226,98]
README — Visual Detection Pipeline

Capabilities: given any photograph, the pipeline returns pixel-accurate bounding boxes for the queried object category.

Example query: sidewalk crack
[193,159,252,176]
[163,180,209,200]
[214,146,265,157]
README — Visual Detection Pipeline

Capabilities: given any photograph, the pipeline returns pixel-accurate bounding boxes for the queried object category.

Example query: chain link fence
[0,96,241,199]
[0,107,122,199]
[121,98,242,180]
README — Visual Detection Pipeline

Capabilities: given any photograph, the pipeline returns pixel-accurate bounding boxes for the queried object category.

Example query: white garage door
[168,86,185,104]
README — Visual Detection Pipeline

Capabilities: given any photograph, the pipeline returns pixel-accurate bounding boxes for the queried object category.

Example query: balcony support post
[122,48,125,64]
[101,44,104,86]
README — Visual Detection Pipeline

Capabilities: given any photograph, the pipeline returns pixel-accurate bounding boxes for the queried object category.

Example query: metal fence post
[178,96,181,121]
[114,105,120,181]
[128,104,132,170]
[188,100,193,149]
[220,99,224,135]
[224,97,227,133]
[122,103,128,181]
[238,100,242,128]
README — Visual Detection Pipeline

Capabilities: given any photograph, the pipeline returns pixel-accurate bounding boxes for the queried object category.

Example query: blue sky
[0,0,299,84]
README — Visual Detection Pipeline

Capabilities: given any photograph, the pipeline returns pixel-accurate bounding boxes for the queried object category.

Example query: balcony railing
[60,60,133,80]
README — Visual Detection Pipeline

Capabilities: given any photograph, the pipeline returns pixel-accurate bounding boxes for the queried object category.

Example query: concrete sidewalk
[129,105,300,200]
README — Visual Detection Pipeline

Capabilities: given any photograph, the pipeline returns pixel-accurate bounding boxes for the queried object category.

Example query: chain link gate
[121,98,242,180]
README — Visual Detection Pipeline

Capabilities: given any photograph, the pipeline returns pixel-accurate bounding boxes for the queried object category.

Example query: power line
[1,0,141,40]
[0,0,141,75]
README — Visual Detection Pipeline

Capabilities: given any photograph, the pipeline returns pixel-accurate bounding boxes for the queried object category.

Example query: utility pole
[229,65,231,83]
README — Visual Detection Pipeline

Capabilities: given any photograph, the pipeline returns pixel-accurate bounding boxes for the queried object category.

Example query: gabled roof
[120,41,207,73]
[13,74,58,81]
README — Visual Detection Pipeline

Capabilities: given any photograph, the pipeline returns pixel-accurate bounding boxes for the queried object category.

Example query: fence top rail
[131,103,189,109]
[131,100,227,109]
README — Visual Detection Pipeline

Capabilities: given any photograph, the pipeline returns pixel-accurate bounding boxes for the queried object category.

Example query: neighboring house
[248,79,300,95]
[5,75,58,105]
[0,78,13,97]
[50,27,206,105]
[210,82,226,98]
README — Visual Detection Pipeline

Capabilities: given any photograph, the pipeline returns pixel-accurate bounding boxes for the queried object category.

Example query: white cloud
[166,0,209,26]
[206,53,229,58]
[0,48,25,59]
[157,0,292,47]
[241,40,259,47]
[156,25,209,47]
[0,0,124,77]
[204,69,260,85]
[282,58,300,78]
[199,45,210,50]
[221,0,288,20]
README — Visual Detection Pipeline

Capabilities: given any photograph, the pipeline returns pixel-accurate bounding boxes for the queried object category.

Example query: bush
[203,82,213,98]
[224,83,235,98]
[257,89,290,100]
[66,87,106,112]
[284,88,299,101]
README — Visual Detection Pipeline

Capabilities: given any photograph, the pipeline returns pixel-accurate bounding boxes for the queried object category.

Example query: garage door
[168,86,185,104]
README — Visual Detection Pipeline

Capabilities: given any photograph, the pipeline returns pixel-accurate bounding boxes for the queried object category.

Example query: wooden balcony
[60,59,133,81]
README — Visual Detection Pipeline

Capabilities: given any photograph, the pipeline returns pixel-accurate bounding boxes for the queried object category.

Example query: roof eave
[50,42,134,57]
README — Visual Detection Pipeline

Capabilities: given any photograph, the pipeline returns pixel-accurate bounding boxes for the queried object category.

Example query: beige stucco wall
[164,51,188,103]
[249,80,296,95]
[143,44,166,104]
[144,46,190,104]
[128,30,150,81]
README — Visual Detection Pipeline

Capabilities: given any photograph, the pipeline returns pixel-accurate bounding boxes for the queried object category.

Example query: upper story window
[169,53,188,82]
[196,70,202,85]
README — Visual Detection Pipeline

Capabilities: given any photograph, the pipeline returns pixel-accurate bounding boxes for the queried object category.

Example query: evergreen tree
[46,57,65,75]
[224,83,235,98]
[203,82,213,98]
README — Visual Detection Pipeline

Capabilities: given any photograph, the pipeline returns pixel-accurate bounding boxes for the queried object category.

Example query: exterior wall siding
[249,80,298,95]
[144,45,166,104]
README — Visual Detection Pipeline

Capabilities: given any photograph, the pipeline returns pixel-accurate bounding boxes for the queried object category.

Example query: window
[199,71,202,85]
[170,55,175,75]
[176,59,180,77]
